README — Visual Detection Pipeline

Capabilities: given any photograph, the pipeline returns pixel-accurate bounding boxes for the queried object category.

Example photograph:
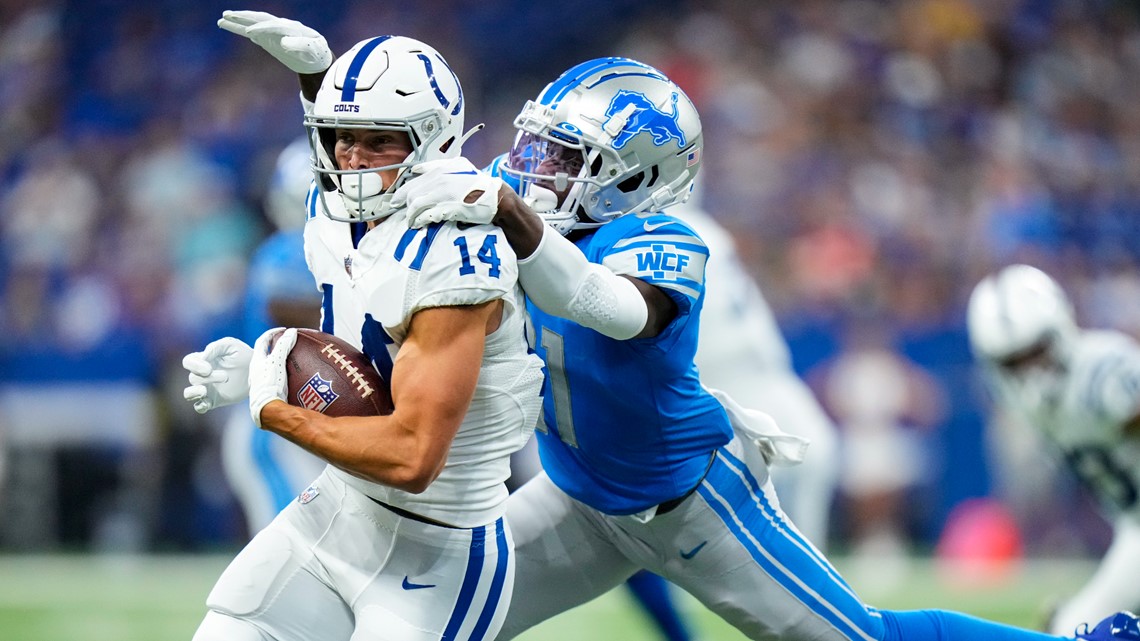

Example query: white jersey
[989,329,1140,634]
[304,197,544,528]
[680,207,792,377]
[992,329,1140,518]
[675,204,838,548]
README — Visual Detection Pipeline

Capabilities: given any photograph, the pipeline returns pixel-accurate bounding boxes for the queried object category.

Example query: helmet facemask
[502,126,600,235]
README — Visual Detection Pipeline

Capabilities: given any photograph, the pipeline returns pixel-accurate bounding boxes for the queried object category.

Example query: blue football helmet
[502,57,703,235]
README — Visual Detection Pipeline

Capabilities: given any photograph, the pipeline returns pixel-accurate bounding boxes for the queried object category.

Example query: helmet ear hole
[589,153,603,177]
[616,171,645,194]
[645,165,660,188]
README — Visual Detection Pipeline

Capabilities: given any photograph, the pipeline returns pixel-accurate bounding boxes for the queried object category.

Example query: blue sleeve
[590,214,709,314]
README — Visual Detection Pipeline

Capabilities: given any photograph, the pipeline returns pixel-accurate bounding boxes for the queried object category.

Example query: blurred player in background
[402,57,1136,641]
[678,197,839,550]
[968,264,1140,635]
[183,27,543,640]
[218,137,324,535]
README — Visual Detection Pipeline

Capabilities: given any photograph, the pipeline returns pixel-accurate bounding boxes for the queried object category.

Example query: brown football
[272,328,393,417]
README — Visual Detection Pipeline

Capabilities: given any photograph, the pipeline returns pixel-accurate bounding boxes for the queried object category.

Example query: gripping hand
[183,337,254,414]
[218,10,332,74]
[248,328,296,428]
[395,158,504,229]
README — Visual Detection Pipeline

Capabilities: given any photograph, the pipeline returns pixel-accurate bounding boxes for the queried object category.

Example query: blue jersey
[528,213,732,515]
[242,228,318,343]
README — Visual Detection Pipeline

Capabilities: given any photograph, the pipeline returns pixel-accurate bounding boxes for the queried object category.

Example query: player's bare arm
[256,301,497,493]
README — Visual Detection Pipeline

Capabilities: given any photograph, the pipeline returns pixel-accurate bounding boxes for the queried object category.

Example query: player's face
[508,133,585,206]
[334,129,414,189]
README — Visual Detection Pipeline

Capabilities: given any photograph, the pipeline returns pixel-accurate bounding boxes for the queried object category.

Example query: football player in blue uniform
[212,137,326,535]
[398,57,1140,641]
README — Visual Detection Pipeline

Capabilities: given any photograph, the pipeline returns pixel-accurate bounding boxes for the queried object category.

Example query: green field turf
[0,554,1096,640]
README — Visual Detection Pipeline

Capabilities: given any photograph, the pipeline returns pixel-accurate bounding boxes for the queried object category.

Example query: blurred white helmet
[966,264,1078,370]
[264,137,314,231]
[305,36,466,223]
[502,57,703,235]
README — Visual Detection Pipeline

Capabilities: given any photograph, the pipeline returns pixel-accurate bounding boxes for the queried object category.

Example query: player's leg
[652,442,1075,640]
[1049,515,1140,635]
[496,471,640,640]
[193,611,276,641]
[624,570,695,641]
[196,520,354,641]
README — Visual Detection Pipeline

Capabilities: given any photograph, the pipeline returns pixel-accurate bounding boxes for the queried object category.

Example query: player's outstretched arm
[399,166,675,339]
[496,189,676,340]
[217,10,330,100]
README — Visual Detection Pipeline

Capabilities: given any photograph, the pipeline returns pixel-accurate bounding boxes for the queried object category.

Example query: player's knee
[193,610,273,641]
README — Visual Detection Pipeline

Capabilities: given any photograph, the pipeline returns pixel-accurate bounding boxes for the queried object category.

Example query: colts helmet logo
[603,90,687,150]
[297,373,340,413]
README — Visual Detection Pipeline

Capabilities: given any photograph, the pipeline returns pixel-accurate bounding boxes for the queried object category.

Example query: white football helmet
[502,57,703,234]
[264,137,314,231]
[306,36,466,223]
[967,264,1078,372]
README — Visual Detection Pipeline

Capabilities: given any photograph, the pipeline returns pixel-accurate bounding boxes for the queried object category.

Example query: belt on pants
[368,497,460,529]
[655,452,716,516]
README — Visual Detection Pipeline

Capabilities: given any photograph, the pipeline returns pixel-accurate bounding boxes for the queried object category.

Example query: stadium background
[0,0,1137,637]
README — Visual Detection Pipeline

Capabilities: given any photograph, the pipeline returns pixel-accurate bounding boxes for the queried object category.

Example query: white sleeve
[518,225,648,340]
[300,91,315,114]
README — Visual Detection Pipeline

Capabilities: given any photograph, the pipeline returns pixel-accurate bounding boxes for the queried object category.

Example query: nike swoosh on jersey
[401,576,437,590]
[643,220,673,232]
[679,541,708,559]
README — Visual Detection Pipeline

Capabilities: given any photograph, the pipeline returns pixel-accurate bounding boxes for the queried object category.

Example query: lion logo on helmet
[603,90,687,151]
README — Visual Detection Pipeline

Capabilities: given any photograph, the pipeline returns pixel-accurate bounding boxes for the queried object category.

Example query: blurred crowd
[0,0,1137,560]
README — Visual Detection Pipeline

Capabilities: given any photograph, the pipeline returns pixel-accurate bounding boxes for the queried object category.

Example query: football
[273,328,393,417]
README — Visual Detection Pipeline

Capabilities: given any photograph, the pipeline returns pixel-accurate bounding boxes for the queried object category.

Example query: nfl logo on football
[297,373,339,412]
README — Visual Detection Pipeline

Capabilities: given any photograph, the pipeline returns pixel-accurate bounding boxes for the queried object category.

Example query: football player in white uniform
[678,199,839,549]
[968,264,1140,636]
[182,27,543,641]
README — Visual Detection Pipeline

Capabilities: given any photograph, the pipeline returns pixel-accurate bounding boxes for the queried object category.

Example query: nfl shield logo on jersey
[298,484,320,504]
[297,373,339,413]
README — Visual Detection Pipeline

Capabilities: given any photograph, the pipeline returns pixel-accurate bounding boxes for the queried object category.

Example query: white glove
[217,10,332,74]
[182,337,254,414]
[248,328,296,428]
[395,158,504,229]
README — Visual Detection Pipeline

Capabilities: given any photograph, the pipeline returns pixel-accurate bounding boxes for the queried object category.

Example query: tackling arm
[256,302,495,493]
[494,189,675,340]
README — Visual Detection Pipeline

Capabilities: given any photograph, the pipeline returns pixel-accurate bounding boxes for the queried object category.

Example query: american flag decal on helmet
[686,148,700,167]
[297,373,339,413]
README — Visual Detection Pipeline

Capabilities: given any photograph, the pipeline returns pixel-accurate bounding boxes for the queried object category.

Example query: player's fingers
[217,21,250,37]
[193,400,212,414]
[253,327,287,355]
[184,384,206,402]
[273,328,298,355]
[188,371,228,387]
[182,353,211,376]
[220,10,272,26]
